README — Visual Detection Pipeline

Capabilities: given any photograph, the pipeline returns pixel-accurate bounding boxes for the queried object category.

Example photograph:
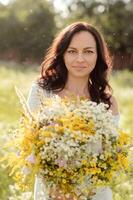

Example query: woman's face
[63,31,97,78]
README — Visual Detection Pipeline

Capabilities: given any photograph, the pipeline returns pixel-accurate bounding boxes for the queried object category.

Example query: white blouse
[27,83,120,200]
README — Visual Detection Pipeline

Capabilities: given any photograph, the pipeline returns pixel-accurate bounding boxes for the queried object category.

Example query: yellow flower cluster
[4,95,130,199]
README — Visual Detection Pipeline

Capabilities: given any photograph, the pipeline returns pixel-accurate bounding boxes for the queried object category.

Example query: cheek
[64,55,73,68]
[87,54,97,66]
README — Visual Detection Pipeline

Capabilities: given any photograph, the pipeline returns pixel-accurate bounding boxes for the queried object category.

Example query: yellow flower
[90,161,96,168]
[82,159,88,165]
[100,163,107,169]
[88,167,101,175]
[62,179,67,184]
[43,131,53,138]
[118,131,129,146]
[55,126,65,134]
[49,171,53,176]
[118,153,129,169]
[37,140,45,147]
[105,171,113,181]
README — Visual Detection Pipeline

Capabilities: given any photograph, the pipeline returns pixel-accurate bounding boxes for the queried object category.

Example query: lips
[72,66,87,69]
[73,66,86,71]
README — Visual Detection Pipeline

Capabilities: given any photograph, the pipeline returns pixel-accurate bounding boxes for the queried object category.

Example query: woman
[27,22,120,200]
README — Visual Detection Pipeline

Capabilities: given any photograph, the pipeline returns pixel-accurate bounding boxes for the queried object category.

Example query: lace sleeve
[27,82,45,112]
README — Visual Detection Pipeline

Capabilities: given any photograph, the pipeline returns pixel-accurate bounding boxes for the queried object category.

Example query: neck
[65,75,90,97]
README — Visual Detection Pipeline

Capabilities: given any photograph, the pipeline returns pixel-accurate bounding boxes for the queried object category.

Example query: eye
[84,50,94,54]
[67,50,77,54]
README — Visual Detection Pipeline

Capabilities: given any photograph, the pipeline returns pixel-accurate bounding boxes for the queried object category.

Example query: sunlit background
[0,0,9,5]
[0,0,133,199]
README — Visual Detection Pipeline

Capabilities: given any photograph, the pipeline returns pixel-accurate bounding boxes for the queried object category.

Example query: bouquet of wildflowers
[7,88,129,200]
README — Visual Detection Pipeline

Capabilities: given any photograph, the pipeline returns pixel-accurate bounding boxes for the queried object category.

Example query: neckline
[53,88,90,101]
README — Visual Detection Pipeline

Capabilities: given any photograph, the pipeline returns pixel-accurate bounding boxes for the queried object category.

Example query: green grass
[0,62,133,200]
[0,61,38,124]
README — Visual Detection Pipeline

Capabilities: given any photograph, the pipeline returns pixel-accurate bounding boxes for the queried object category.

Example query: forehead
[68,31,96,48]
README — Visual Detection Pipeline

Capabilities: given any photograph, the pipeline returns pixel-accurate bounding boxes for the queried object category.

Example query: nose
[76,53,84,62]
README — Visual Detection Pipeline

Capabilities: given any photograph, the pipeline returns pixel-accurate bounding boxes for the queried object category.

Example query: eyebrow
[68,47,95,50]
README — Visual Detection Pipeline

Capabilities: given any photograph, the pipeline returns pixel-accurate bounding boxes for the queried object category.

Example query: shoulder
[27,82,52,102]
[30,82,42,92]
[27,82,46,112]
[109,95,119,115]
[29,82,48,96]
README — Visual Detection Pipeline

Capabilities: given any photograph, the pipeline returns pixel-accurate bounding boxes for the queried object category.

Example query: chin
[71,73,90,78]
[69,70,91,78]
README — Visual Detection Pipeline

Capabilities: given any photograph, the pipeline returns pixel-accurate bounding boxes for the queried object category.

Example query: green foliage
[0,62,133,199]
[0,0,56,62]
[100,1,133,54]
[0,61,37,123]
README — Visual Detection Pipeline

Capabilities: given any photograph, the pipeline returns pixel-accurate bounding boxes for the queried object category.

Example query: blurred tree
[0,0,56,62]
[16,1,56,62]
[99,0,133,54]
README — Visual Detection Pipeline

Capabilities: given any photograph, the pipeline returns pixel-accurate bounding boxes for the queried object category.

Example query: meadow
[0,61,133,200]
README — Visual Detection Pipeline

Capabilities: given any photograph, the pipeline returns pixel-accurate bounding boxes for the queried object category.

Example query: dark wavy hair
[37,22,112,108]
